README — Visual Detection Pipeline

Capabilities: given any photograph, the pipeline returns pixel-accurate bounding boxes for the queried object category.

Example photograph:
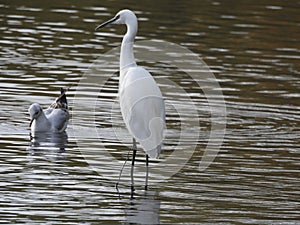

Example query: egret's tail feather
[146,144,161,159]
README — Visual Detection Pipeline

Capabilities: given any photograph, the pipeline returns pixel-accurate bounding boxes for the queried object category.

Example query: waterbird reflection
[27,131,68,160]
[125,190,160,225]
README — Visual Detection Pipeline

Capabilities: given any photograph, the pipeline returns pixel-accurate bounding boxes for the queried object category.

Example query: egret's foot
[130,185,135,199]
[131,185,135,192]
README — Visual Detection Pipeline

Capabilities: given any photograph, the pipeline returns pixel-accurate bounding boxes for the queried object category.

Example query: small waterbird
[29,88,69,134]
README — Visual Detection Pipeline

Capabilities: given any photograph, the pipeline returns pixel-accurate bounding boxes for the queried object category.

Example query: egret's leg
[116,149,131,191]
[131,138,137,193]
[145,154,149,190]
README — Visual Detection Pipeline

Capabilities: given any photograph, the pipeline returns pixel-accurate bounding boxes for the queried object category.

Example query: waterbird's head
[28,103,42,127]
[95,9,137,30]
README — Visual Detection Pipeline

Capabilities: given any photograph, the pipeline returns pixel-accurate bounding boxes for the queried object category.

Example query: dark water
[1,0,299,224]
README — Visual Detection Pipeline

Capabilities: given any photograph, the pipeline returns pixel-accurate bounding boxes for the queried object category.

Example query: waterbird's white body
[96,9,165,159]
[29,89,69,134]
[119,66,165,158]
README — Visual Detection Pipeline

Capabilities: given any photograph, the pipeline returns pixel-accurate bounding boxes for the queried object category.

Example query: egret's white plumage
[96,9,165,159]
[119,67,165,158]
[29,88,69,134]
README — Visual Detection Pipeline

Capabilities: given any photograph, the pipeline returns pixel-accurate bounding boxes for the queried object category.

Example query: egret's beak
[29,118,34,127]
[95,15,119,30]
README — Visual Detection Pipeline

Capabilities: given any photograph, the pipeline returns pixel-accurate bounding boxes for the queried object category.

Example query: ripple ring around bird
[72,40,226,186]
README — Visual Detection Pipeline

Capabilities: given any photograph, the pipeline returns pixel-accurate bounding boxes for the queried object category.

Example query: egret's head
[28,103,42,127]
[95,9,137,30]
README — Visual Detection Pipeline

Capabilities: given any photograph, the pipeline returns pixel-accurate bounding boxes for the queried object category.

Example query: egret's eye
[115,15,120,20]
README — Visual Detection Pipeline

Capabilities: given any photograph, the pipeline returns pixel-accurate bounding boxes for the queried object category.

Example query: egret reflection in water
[125,191,160,224]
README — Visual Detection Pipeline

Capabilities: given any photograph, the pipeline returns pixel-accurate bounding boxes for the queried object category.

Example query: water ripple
[0,1,299,224]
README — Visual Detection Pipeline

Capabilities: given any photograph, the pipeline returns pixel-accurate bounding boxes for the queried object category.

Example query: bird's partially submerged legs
[116,149,131,191]
[131,138,137,196]
[145,154,149,190]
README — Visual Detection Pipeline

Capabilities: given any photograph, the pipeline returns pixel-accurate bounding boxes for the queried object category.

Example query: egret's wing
[120,67,165,158]
[129,96,165,158]
[129,97,164,139]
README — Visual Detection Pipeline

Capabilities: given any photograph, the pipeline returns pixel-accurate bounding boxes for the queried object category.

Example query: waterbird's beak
[29,118,34,127]
[95,16,119,30]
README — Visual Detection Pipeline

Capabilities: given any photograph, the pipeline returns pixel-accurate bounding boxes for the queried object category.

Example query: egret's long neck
[120,21,137,74]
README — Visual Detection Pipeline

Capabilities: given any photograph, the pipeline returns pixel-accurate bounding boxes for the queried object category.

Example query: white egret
[95,9,165,189]
[29,88,69,134]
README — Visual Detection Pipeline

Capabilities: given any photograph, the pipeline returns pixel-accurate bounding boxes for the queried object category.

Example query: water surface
[0,0,299,224]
